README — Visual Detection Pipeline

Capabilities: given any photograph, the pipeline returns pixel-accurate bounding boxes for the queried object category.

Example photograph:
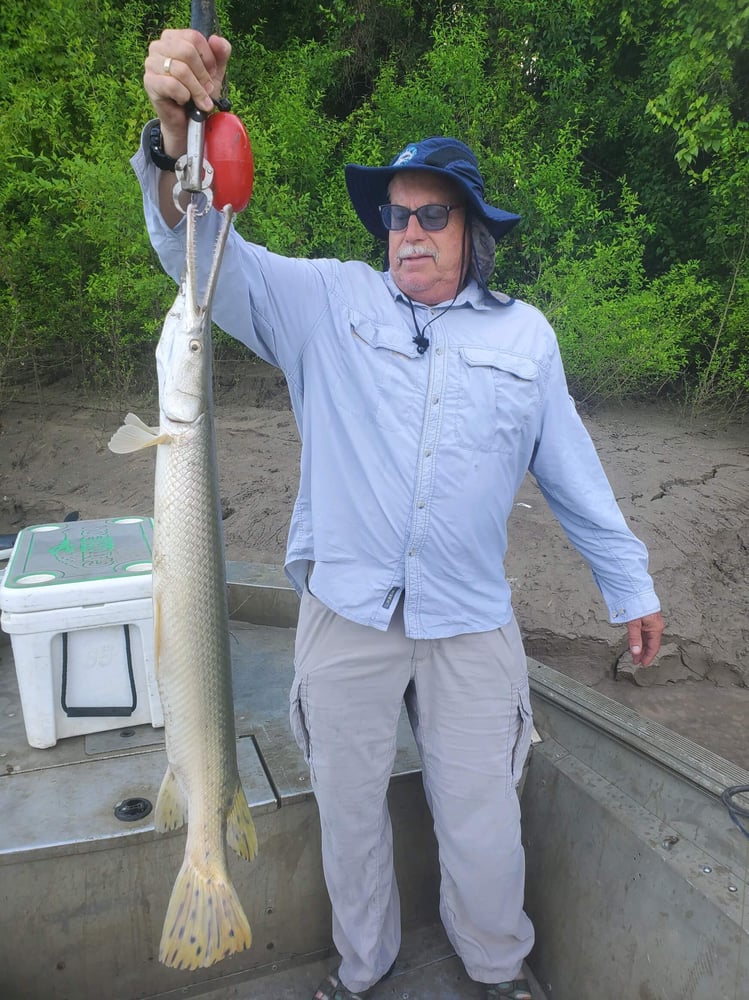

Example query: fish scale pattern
[152,378,257,969]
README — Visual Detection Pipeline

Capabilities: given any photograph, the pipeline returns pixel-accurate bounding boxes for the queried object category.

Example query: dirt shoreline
[2,368,748,768]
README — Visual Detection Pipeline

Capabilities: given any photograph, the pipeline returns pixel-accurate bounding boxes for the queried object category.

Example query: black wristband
[148,123,178,172]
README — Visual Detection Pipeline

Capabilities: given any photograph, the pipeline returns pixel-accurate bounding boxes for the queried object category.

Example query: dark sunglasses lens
[379,204,451,231]
[417,205,450,230]
[380,204,407,230]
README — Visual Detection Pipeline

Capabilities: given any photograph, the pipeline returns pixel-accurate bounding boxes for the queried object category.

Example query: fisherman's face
[387,172,470,306]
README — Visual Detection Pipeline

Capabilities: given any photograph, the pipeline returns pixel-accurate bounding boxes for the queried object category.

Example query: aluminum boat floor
[193,924,548,1000]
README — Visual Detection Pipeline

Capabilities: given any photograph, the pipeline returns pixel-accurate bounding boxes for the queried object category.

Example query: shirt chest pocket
[328,318,423,431]
[453,348,540,454]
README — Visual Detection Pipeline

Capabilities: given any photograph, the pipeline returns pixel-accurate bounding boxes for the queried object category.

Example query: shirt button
[417,501,425,509]
[432,395,439,404]
[408,549,416,557]
[424,448,432,457]
[435,346,443,355]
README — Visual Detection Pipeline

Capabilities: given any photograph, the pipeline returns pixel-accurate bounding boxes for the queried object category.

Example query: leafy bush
[0,0,169,395]
[0,0,746,413]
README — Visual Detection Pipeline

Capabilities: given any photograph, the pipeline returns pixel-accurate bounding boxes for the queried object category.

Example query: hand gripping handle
[176,0,217,200]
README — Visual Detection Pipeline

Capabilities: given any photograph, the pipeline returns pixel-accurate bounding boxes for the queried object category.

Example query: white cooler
[0,516,163,748]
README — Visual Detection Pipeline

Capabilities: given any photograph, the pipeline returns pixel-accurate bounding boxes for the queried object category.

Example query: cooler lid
[0,517,153,613]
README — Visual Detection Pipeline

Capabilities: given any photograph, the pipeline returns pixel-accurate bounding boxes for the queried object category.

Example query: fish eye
[189,340,201,353]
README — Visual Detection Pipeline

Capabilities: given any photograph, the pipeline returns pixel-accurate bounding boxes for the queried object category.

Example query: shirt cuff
[607,589,661,624]
[131,120,187,238]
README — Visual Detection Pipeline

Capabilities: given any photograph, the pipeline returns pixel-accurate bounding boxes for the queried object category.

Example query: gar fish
[109,203,257,970]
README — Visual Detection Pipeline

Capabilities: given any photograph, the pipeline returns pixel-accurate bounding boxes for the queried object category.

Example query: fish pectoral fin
[125,411,160,434]
[226,783,258,862]
[159,859,252,970]
[154,765,187,832]
[108,412,169,454]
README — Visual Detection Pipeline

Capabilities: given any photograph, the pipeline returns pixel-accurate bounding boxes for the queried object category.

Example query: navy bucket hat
[345,136,521,242]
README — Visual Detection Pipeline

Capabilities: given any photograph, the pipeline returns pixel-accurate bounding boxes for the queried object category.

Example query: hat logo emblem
[393,144,418,166]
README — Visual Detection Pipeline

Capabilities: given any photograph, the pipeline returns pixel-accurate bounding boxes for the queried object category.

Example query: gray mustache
[396,245,438,262]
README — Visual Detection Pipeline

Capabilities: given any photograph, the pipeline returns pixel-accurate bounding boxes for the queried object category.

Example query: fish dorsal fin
[108,413,169,454]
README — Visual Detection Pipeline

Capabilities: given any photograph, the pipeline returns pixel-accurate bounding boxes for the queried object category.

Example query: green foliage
[0,0,746,412]
[644,0,748,172]
[538,251,712,402]
[512,140,690,400]
[0,0,171,395]
[229,33,348,255]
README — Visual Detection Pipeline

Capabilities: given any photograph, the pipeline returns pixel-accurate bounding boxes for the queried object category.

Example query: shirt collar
[382,271,499,311]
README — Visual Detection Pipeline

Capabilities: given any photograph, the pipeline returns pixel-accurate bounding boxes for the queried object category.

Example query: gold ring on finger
[163,57,172,75]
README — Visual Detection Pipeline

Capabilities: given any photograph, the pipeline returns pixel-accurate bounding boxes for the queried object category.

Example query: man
[138,29,664,1000]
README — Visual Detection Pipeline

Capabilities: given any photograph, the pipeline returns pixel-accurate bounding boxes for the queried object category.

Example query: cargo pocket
[289,672,312,768]
[507,682,533,793]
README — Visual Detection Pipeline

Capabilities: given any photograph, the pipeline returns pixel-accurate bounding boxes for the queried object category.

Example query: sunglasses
[379,203,464,232]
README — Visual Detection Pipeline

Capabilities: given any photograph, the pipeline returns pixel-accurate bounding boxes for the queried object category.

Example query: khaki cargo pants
[290,587,535,994]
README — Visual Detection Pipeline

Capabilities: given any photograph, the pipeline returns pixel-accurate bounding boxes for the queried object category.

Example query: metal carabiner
[172,111,214,215]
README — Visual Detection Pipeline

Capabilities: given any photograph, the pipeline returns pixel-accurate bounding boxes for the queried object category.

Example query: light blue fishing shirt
[133,137,660,640]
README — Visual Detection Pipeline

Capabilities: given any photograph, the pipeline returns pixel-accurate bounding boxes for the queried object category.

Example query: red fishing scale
[205,111,254,213]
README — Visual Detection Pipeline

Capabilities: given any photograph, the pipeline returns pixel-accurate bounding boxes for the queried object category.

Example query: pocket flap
[350,315,420,357]
[460,347,539,381]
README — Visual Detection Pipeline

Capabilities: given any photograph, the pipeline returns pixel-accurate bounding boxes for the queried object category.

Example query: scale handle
[181,0,217,193]
[191,0,215,37]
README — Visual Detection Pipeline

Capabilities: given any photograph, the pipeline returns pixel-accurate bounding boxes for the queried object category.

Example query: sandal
[313,960,396,1000]
[313,971,368,1000]
[486,980,533,1000]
